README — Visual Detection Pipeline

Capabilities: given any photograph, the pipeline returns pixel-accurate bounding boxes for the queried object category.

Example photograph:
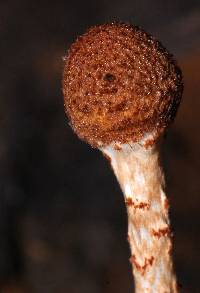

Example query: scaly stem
[102,143,178,293]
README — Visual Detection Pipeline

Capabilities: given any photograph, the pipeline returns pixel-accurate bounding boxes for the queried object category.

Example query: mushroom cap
[63,23,183,147]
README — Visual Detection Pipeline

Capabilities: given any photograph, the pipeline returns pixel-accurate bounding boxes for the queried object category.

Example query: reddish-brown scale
[125,197,150,210]
[134,202,150,210]
[151,227,171,238]
[164,197,169,209]
[103,153,111,163]
[114,144,122,150]
[63,23,183,147]
[130,255,154,275]
[125,197,134,206]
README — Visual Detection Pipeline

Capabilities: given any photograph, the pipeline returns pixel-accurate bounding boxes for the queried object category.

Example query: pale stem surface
[102,143,178,293]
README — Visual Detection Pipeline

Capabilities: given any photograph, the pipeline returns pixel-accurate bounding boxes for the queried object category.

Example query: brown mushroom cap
[63,23,183,147]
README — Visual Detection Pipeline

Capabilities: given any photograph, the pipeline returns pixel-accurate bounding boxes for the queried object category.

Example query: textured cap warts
[63,23,183,147]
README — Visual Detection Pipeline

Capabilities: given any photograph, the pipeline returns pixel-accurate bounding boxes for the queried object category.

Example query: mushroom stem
[101,142,178,293]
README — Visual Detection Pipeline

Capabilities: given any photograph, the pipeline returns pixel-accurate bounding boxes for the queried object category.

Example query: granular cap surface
[63,23,183,147]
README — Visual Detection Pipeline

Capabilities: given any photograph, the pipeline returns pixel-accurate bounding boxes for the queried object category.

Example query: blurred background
[0,0,199,292]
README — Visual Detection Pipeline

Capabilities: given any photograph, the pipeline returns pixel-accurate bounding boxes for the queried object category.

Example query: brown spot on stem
[114,143,122,150]
[130,254,154,275]
[125,198,150,210]
[135,202,150,209]
[125,197,134,206]
[103,153,111,163]
[152,227,170,238]
[164,198,169,209]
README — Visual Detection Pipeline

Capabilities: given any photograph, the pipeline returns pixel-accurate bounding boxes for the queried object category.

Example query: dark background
[0,0,200,292]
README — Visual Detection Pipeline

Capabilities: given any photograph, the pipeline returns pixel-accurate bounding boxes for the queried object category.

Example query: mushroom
[62,23,183,293]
